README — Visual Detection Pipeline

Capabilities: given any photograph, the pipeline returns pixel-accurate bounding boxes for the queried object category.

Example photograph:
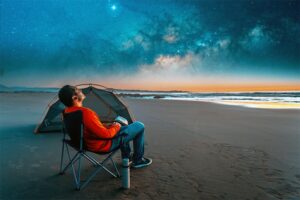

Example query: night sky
[0,0,299,90]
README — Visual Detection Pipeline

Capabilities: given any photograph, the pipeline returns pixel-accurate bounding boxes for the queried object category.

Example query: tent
[35,84,134,133]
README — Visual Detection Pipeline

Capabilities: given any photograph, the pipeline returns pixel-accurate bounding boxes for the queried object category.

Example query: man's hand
[112,122,122,128]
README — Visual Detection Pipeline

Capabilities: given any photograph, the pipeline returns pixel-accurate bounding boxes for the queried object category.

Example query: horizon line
[1,83,300,93]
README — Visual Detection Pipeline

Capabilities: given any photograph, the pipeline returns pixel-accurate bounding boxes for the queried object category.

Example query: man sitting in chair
[58,85,152,169]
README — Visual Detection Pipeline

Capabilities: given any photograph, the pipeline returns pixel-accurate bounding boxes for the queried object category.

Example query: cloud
[138,53,199,75]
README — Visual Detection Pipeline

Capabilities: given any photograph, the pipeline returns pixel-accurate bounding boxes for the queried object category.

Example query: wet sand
[0,92,299,199]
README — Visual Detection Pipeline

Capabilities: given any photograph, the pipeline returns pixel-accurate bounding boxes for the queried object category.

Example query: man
[58,85,152,169]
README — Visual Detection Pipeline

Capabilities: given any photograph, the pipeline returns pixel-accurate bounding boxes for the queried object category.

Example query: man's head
[58,85,86,107]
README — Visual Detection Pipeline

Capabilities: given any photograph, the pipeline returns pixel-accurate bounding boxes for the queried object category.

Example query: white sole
[132,159,152,169]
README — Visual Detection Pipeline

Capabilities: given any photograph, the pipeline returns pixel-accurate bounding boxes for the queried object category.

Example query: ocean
[116,91,300,109]
[1,85,299,108]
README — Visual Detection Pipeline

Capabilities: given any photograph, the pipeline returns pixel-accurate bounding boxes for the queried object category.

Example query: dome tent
[34,84,134,133]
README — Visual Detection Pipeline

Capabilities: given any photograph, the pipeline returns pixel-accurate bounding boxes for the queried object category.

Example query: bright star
[111,4,117,11]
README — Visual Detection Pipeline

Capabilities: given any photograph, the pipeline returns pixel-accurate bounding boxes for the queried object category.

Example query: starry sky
[0,0,299,91]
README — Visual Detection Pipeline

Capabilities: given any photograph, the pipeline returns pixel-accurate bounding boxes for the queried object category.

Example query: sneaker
[132,157,152,169]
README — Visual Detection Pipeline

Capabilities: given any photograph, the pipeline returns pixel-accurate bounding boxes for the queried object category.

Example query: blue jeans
[110,121,145,163]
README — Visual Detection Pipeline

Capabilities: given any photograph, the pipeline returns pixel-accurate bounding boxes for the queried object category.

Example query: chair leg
[61,145,79,174]
[63,147,83,190]
[82,153,116,176]
[60,148,121,190]
[80,156,118,190]
[110,157,120,177]
[82,153,99,167]
[59,141,65,174]
[76,153,82,190]
[66,146,81,188]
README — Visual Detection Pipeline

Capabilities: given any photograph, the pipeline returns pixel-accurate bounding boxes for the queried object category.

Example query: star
[111,4,117,11]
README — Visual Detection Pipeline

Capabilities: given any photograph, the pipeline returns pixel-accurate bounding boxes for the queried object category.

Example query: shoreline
[162,98,300,110]
[128,97,300,110]
[0,90,299,110]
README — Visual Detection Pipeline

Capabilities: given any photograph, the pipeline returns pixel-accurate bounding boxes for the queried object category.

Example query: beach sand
[0,93,299,200]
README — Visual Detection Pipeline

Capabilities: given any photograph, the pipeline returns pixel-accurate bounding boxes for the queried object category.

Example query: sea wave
[117,91,300,104]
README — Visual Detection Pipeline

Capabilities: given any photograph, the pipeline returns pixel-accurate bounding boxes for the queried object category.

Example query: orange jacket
[64,106,121,152]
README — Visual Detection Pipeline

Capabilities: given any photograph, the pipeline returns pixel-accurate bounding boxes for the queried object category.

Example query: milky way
[0,0,299,86]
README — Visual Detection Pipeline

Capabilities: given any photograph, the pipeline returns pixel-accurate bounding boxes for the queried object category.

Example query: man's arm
[83,109,121,139]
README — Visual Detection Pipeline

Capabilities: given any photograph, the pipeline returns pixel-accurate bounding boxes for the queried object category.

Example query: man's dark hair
[58,85,76,107]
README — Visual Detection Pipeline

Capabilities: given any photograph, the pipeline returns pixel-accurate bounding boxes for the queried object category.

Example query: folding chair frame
[59,119,120,190]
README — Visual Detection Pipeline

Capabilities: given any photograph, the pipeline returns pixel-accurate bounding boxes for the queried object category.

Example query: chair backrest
[62,110,84,149]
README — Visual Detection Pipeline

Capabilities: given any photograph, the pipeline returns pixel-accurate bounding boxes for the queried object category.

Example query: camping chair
[59,110,120,190]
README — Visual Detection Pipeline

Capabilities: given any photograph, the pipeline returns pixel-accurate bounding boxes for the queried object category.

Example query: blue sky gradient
[0,0,299,88]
